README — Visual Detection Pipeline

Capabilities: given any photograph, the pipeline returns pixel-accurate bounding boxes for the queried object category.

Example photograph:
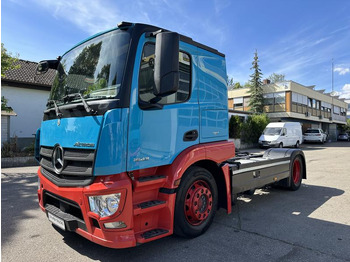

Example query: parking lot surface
[2,142,350,262]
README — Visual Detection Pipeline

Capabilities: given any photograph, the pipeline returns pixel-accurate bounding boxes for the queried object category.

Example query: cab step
[138,175,166,183]
[133,200,167,215]
[139,200,165,209]
[133,175,167,192]
[142,228,169,239]
[136,228,171,244]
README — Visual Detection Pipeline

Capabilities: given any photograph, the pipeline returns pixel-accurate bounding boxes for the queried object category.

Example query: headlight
[89,193,121,218]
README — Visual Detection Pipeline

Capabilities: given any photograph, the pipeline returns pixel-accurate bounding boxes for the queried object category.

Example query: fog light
[89,193,121,218]
[104,221,127,229]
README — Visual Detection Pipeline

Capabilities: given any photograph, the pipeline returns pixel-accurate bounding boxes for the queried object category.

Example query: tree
[228,81,243,91]
[243,82,252,88]
[233,82,243,89]
[1,43,20,77]
[1,96,13,112]
[248,50,264,113]
[227,76,234,88]
[1,43,19,113]
[268,73,285,83]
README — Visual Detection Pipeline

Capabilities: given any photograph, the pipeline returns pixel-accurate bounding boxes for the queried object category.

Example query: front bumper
[259,141,280,148]
[37,168,136,249]
[303,136,323,142]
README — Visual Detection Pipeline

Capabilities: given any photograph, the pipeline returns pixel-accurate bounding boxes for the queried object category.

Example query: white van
[258,122,302,148]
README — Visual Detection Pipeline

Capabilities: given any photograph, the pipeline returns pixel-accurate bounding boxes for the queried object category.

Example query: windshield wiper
[47,100,63,118]
[63,93,96,115]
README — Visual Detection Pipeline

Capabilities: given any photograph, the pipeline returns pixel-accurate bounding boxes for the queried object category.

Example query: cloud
[31,0,122,34]
[338,84,350,99]
[334,67,350,75]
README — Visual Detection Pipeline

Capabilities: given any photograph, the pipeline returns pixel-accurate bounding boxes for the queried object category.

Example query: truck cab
[36,22,306,249]
[36,22,235,248]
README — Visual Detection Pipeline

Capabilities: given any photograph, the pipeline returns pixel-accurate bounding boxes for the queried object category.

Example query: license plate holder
[48,212,66,231]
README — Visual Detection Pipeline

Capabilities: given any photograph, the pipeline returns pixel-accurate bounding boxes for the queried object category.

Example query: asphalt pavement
[2,142,350,262]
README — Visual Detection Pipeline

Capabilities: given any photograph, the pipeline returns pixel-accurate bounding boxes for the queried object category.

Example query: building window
[316,100,321,110]
[340,107,347,116]
[263,93,274,105]
[308,98,312,108]
[312,99,317,109]
[243,97,250,108]
[233,97,243,108]
[263,92,286,112]
[334,106,340,115]
[275,92,286,104]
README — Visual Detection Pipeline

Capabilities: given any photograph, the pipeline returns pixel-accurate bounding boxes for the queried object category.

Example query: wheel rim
[292,158,301,184]
[184,180,213,226]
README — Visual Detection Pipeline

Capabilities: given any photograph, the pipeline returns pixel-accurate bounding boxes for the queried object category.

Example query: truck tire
[289,155,303,191]
[278,143,283,148]
[294,141,300,148]
[174,166,218,238]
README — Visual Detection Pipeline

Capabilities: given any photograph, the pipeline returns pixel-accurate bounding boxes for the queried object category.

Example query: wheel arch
[190,160,229,212]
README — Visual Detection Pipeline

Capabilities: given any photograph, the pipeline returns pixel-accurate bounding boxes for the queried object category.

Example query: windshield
[263,127,282,136]
[48,29,130,107]
[305,129,320,133]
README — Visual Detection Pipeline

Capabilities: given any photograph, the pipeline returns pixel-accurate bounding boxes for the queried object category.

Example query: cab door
[127,35,199,171]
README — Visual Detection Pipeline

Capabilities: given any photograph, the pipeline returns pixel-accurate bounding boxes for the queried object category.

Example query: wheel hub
[184,180,213,226]
[293,159,301,184]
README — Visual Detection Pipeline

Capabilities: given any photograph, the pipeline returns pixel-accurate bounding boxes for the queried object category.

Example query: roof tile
[1,59,55,87]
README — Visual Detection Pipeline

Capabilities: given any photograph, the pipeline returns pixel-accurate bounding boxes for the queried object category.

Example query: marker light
[104,221,127,229]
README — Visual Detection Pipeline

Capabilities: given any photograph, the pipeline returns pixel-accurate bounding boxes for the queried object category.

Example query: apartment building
[228,80,348,141]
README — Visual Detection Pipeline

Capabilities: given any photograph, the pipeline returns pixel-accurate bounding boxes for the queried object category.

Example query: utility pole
[331,59,334,142]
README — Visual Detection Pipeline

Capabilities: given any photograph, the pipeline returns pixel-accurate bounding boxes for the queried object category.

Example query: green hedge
[229,115,242,138]
[241,114,270,144]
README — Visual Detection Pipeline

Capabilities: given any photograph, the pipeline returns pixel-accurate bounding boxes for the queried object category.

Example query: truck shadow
[53,184,349,261]
[1,173,39,244]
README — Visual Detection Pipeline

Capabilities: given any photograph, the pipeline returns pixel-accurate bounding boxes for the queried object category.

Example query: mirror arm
[139,100,163,110]
[145,29,164,38]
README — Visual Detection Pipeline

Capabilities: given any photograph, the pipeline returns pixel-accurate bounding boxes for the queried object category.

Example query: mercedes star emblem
[52,144,64,174]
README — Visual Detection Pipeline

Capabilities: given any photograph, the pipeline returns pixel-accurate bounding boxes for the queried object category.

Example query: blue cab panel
[94,108,128,176]
[127,34,200,171]
[40,116,103,149]
[198,49,228,143]
[40,109,128,176]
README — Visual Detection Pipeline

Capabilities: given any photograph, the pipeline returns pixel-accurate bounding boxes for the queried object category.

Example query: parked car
[303,128,327,143]
[258,122,303,148]
[337,133,350,141]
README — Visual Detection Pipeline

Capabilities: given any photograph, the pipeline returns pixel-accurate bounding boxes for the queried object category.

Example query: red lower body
[37,141,235,248]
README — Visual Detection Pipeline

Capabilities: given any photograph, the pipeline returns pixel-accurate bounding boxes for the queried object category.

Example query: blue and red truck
[35,22,306,248]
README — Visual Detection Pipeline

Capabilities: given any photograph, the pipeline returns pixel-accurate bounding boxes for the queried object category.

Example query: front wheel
[289,155,303,191]
[278,143,283,148]
[174,166,218,238]
[295,141,300,148]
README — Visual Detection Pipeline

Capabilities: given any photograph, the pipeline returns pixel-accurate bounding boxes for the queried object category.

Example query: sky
[2,0,350,99]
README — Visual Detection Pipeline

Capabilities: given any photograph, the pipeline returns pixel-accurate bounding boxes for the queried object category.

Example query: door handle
[183,130,198,142]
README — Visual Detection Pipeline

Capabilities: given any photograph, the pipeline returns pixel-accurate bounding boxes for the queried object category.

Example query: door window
[138,43,191,106]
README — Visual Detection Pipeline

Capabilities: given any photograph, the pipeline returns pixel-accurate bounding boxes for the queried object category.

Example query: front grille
[40,146,95,187]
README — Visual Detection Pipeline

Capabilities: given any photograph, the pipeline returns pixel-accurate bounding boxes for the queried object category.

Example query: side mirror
[36,61,49,74]
[36,59,60,75]
[154,32,179,97]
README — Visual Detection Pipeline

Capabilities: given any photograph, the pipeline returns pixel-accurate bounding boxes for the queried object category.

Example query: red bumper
[37,168,136,249]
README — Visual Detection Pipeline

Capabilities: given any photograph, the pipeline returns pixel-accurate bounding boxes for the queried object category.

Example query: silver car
[303,129,327,143]
[338,133,350,141]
